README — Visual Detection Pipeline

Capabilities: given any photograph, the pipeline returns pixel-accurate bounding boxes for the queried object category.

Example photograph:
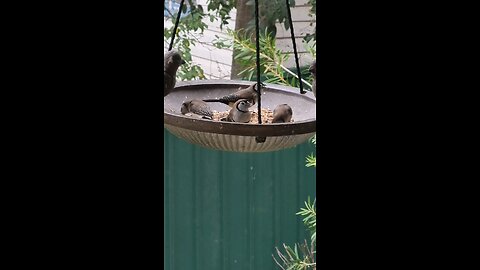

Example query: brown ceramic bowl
[164,80,316,152]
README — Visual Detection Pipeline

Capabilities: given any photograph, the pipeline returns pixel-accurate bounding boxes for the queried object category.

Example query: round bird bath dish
[164,80,316,153]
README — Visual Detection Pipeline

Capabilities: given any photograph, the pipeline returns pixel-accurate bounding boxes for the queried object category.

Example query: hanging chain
[254,0,262,125]
[168,0,185,51]
[285,0,306,94]
[254,0,266,143]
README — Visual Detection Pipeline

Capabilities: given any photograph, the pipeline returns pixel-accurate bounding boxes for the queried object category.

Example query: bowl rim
[164,80,316,136]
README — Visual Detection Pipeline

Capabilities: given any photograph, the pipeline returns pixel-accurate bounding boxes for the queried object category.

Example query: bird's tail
[202,99,229,105]
[203,99,221,102]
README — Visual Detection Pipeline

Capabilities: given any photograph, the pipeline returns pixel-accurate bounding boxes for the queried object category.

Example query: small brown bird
[180,99,213,120]
[272,104,293,123]
[308,60,316,98]
[224,99,253,123]
[203,82,261,107]
[164,49,186,97]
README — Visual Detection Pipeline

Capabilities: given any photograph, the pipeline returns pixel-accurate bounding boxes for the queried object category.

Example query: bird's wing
[164,72,175,89]
[191,102,213,118]
[218,93,241,103]
[218,88,252,102]
[226,109,235,122]
[236,89,253,99]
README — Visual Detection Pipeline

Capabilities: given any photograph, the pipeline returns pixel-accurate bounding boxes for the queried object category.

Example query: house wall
[164,0,315,79]
[274,0,316,67]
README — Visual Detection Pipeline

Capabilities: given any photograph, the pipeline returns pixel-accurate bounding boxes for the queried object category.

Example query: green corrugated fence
[164,129,316,270]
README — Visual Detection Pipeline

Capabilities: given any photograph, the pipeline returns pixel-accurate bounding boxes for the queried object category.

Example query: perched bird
[309,60,316,98]
[272,104,293,123]
[203,82,261,107]
[224,99,253,123]
[164,49,185,97]
[180,99,213,120]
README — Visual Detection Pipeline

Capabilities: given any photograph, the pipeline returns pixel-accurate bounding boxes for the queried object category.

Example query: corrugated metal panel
[164,129,316,270]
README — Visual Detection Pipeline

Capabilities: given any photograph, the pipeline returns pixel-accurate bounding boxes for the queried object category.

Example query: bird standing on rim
[164,49,185,97]
[203,82,261,108]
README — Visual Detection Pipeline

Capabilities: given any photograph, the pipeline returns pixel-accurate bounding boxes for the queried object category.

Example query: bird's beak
[181,60,186,64]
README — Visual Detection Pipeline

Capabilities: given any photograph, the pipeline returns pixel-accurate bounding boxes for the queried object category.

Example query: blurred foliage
[306,154,316,168]
[273,199,316,269]
[273,240,316,270]
[274,138,317,270]
[244,0,316,46]
[164,0,315,81]
[306,135,316,167]
[273,195,316,269]
[244,0,295,36]
[297,197,316,243]
[164,2,209,80]
[303,0,317,43]
[215,29,315,92]
[206,0,236,29]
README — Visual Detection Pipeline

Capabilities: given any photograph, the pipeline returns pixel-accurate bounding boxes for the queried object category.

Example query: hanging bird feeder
[163,0,316,152]
[164,80,316,152]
